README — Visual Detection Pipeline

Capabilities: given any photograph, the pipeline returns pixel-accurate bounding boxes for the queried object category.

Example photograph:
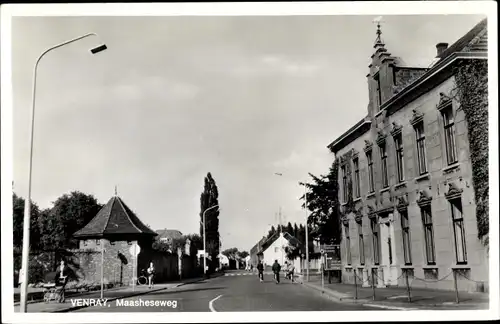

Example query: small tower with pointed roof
[73,193,158,286]
[366,18,398,117]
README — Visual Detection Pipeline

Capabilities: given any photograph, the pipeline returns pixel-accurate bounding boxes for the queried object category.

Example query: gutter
[327,119,371,152]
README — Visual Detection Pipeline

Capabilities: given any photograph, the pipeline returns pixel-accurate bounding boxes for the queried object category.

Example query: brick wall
[76,239,136,286]
[393,68,428,94]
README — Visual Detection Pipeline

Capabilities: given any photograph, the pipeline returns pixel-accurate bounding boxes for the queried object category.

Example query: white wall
[262,233,291,267]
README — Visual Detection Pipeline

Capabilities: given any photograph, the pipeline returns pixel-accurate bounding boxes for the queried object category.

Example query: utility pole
[279,207,284,265]
[305,185,310,282]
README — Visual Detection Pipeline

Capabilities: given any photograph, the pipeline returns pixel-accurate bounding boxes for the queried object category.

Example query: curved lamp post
[202,205,219,275]
[19,33,107,313]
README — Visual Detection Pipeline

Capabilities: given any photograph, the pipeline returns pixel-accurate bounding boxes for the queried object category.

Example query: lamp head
[90,44,107,54]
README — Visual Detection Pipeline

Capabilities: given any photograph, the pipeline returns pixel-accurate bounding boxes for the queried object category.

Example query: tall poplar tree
[199,172,220,267]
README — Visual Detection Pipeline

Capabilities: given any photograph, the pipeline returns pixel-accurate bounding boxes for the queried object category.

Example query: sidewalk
[13,276,209,313]
[295,274,489,310]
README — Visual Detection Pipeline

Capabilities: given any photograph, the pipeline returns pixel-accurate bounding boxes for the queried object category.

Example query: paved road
[74,271,375,312]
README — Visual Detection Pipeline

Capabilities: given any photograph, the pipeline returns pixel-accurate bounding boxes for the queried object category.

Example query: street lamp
[19,33,107,313]
[202,205,219,276]
[274,172,311,282]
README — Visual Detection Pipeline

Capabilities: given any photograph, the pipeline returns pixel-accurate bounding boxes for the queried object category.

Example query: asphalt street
[73,271,375,312]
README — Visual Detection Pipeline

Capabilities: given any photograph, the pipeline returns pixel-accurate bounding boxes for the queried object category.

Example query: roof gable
[260,232,302,252]
[437,19,487,60]
[156,229,183,240]
[73,196,157,238]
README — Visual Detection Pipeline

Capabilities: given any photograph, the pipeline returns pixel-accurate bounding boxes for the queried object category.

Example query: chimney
[436,42,449,57]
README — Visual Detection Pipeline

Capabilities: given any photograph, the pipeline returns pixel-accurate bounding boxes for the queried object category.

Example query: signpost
[129,243,141,291]
[321,244,341,284]
[321,244,341,270]
[101,239,105,298]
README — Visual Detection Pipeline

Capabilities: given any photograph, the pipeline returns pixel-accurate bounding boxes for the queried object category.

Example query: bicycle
[137,269,148,286]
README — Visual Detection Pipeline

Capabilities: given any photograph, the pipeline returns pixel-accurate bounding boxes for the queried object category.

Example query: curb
[298,281,349,302]
[53,275,222,313]
[14,287,130,306]
[297,282,489,310]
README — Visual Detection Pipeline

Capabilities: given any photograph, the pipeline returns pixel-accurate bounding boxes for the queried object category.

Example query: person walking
[147,262,155,289]
[272,259,281,284]
[287,261,295,283]
[256,260,264,282]
[54,260,69,303]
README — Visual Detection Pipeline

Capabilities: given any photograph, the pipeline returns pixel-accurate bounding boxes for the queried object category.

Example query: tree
[293,223,299,237]
[267,226,276,238]
[12,193,41,251]
[199,173,220,264]
[40,191,103,249]
[299,159,341,245]
[185,233,203,256]
[237,251,249,259]
[152,235,188,254]
[286,222,294,235]
[222,247,238,259]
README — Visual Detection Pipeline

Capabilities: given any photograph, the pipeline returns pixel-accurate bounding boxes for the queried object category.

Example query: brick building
[73,194,158,286]
[328,19,488,292]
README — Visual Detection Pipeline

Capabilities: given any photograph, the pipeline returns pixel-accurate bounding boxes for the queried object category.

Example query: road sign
[129,244,141,256]
[321,244,339,252]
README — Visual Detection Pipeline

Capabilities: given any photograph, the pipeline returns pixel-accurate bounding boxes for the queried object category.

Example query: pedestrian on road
[272,260,281,284]
[147,261,155,289]
[287,261,295,283]
[257,260,264,282]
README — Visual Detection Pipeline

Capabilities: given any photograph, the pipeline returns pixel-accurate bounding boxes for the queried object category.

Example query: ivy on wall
[339,149,356,217]
[453,60,489,248]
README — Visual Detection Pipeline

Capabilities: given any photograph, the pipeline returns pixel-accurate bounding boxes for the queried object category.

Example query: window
[367,151,375,192]
[345,224,352,265]
[375,74,382,107]
[450,200,467,264]
[275,247,280,253]
[371,218,380,265]
[341,165,348,203]
[400,210,412,265]
[394,134,405,182]
[421,207,436,264]
[380,143,389,188]
[96,240,100,245]
[442,106,457,165]
[415,123,428,174]
[358,222,365,265]
[353,158,361,198]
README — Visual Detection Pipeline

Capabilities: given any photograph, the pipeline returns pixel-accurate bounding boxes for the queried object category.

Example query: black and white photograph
[1,2,498,323]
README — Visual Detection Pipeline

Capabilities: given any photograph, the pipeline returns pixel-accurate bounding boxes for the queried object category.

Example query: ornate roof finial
[373,16,385,46]
[115,185,118,196]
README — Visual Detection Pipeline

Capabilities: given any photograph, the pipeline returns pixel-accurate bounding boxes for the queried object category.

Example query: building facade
[328,19,488,292]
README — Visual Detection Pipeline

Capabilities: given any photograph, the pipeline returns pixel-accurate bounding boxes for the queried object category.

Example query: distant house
[155,229,183,250]
[249,236,268,267]
[217,253,229,267]
[259,232,302,269]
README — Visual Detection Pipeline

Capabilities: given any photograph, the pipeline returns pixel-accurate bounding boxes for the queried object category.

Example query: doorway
[379,214,398,286]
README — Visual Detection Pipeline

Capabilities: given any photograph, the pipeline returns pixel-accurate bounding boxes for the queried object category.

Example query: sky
[9,13,486,251]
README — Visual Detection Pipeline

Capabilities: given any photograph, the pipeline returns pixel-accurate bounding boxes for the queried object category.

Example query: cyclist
[257,260,264,282]
[272,260,281,284]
